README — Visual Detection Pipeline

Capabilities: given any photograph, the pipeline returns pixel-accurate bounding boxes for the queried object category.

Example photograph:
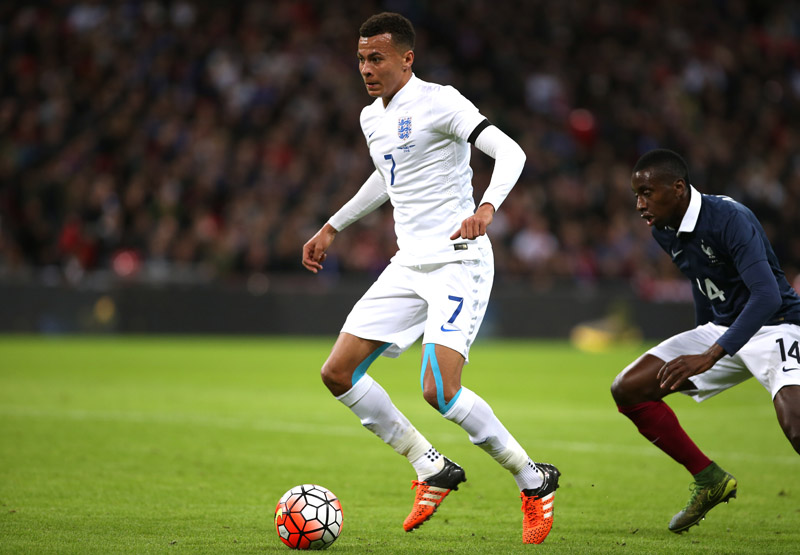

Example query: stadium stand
[1,0,799,296]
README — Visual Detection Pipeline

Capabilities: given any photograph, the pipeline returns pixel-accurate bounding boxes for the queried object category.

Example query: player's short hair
[359,12,415,52]
[633,149,690,185]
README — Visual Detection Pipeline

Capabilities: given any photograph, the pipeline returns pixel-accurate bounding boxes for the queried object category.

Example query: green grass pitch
[1,336,798,554]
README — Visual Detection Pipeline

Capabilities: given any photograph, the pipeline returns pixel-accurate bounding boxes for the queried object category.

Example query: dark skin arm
[657,343,727,391]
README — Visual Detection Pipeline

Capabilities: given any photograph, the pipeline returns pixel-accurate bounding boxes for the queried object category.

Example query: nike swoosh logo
[440,325,459,332]
[671,249,683,258]
[368,131,375,138]
[782,367,799,373]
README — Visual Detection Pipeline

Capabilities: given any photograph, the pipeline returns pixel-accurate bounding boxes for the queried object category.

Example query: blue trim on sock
[441,386,462,414]
[352,342,390,386]
[421,344,463,414]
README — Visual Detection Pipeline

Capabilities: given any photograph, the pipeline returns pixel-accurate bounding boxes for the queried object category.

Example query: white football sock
[337,374,444,480]
[514,458,544,491]
[443,387,543,490]
[410,446,445,481]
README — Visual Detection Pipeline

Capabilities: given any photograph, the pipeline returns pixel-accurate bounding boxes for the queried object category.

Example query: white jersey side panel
[360,75,489,265]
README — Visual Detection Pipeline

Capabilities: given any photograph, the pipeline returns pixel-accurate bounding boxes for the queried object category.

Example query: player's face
[357,33,413,105]
[631,169,687,229]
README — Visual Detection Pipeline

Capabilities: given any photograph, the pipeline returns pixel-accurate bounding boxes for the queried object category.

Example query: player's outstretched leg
[520,463,560,544]
[403,457,466,532]
[668,462,737,533]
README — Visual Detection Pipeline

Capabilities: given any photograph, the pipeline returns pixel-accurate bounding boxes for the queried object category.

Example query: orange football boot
[521,463,560,544]
[403,457,466,532]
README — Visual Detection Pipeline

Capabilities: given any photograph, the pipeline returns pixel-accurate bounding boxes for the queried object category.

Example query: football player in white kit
[301,12,559,544]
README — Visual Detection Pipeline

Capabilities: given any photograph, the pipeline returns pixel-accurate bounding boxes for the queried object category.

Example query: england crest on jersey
[398,117,412,139]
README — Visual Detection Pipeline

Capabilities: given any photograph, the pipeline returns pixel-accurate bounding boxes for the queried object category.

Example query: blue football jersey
[652,187,800,354]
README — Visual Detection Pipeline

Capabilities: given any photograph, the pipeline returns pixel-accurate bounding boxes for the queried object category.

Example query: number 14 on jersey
[696,277,726,301]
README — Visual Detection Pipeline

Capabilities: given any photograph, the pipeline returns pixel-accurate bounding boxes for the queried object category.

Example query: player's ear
[402,50,414,71]
[673,178,687,198]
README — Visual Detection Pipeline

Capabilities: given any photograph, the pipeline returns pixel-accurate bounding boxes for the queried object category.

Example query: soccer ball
[274,484,343,550]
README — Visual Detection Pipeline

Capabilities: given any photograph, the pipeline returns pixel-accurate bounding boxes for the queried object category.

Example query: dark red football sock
[618,400,711,475]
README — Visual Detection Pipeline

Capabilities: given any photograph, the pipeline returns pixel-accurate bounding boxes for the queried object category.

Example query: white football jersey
[360,74,490,265]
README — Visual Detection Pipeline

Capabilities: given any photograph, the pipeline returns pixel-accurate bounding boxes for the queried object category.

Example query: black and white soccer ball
[274,484,343,550]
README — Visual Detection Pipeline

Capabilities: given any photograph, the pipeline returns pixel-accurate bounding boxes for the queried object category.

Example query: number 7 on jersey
[383,154,396,186]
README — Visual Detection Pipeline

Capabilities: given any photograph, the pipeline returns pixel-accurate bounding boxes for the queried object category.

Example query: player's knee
[610,371,650,406]
[611,366,663,406]
[421,386,439,409]
[610,372,632,405]
[320,360,350,396]
[421,382,462,412]
[319,363,337,390]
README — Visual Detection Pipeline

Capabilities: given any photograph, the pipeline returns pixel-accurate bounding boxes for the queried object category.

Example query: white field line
[1,406,796,466]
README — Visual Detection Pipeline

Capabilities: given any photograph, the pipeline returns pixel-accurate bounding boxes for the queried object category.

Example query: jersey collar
[383,73,418,110]
[676,185,702,235]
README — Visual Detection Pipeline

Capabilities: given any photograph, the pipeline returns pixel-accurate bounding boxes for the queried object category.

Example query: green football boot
[668,468,737,533]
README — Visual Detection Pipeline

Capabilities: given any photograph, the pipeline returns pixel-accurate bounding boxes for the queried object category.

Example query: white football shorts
[646,321,800,401]
[341,245,494,362]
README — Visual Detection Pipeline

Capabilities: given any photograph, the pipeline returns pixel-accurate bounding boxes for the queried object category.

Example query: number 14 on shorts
[776,337,800,371]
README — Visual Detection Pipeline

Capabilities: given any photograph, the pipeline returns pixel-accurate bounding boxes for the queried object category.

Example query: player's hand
[302,223,338,274]
[450,203,495,240]
[657,344,726,390]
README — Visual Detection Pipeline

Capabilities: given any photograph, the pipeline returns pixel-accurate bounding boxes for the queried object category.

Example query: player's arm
[715,259,781,354]
[709,214,782,356]
[659,260,781,390]
[659,217,782,390]
[328,170,389,231]
[450,123,526,240]
[302,171,388,273]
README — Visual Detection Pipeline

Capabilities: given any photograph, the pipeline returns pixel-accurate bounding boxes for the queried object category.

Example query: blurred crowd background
[2,0,800,298]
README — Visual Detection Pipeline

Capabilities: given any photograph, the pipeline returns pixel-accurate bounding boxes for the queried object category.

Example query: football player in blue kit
[612,148,800,533]
[301,12,559,544]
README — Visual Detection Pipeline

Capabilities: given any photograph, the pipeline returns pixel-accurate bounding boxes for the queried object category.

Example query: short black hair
[632,148,690,185]
[359,12,415,51]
